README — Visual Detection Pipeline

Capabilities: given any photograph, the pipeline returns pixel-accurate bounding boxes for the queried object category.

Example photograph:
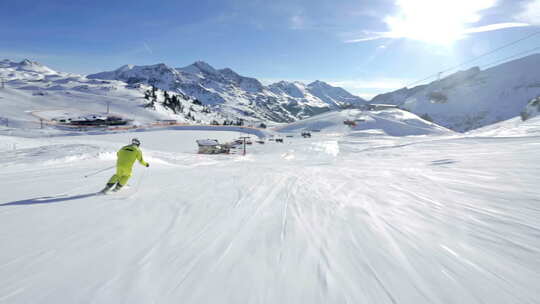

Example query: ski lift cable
[416,45,540,92]
[406,30,540,87]
[480,45,540,70]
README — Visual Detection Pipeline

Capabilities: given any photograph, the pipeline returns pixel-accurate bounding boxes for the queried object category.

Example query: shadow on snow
[0,192,99,206]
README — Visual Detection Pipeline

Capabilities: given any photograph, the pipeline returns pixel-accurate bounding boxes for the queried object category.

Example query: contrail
[143,42,153,54]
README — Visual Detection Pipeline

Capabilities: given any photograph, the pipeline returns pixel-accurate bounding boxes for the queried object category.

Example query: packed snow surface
[0,119,539,303]
[278,108,452,136]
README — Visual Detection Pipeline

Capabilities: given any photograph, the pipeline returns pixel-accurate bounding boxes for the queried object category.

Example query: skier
[101,138,149,193]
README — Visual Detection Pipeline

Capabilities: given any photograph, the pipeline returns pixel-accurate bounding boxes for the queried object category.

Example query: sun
[385,0,497,45]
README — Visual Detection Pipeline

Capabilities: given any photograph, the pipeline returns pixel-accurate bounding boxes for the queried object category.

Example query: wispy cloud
[464,22,529,33]
[346,0,532,44]
[289,15,306,30]
[515,0,540,25]
[346,33,389,43]
[143,42,153,54]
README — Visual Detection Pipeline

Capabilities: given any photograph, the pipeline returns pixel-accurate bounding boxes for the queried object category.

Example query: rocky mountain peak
[117,64,135,72]
[88,60,366,122]
[19,59,35,66]
[180,61,218,75]
[308,80,329,87]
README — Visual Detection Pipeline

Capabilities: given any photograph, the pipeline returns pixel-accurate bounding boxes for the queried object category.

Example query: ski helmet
[132,138,141,146]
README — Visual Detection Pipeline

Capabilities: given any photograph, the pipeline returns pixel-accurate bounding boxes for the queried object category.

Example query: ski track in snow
[0,130,539,303]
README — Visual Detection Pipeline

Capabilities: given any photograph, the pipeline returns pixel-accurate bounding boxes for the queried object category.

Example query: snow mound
[468,115,540,137]
[470,96,540,137]
[278,109,453,137]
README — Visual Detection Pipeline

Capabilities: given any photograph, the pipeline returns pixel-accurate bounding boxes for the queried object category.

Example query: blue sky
[1,0,539,99]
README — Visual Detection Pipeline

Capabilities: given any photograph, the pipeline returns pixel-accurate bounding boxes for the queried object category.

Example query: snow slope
[466,115,540,137]
[370,53,540,132]
[0,119,538,303]
[278,108,453,137]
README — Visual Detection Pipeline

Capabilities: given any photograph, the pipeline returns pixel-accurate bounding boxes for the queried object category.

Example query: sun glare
[385,0,497,45]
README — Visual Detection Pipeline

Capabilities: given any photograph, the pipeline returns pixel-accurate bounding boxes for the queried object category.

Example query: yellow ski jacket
[116,144,148,174]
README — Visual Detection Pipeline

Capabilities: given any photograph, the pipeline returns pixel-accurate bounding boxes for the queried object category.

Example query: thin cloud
[143,42,153,55]
[346,0,532,44]
[345,33,390,43]
[515,0,540,25]
[290,15,306,30]
[465,22,529,33]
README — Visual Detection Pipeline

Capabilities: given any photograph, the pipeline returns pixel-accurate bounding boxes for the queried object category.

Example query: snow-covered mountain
[88,61,367,122]
[1,58,57,75]
[369,53,540,132]
[304,80,363,108]
[0,59,226,128]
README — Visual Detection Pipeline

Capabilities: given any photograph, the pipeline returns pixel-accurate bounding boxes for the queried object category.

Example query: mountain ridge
[4,54,540,132]
[88,61,367,123]
[369,53,540,131]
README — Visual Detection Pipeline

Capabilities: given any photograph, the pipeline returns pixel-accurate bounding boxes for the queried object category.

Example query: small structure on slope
[521,96,540,121]
[343,119,357,127]
[367,104,398,111]
[54,114,129,127]
[196,139,231,154]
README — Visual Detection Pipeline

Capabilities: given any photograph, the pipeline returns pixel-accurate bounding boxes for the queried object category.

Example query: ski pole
[84,165,115,178]
[132,167,148,195]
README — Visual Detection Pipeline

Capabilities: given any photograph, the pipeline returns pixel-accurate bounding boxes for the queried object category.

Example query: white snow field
[1,115,539,304]
[277,108,452,136]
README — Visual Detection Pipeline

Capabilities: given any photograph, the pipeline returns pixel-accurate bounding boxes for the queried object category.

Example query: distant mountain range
[3,54,540,132]
[370,54,540,131]
[88,61,367,123]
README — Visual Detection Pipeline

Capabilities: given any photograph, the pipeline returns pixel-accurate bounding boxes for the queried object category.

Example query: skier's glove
[146,163,150,167]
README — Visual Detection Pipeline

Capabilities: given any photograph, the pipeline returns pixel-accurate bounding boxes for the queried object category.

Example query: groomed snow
[277,108,453,137]
[1,56,539,304]
[0,120,538,303]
